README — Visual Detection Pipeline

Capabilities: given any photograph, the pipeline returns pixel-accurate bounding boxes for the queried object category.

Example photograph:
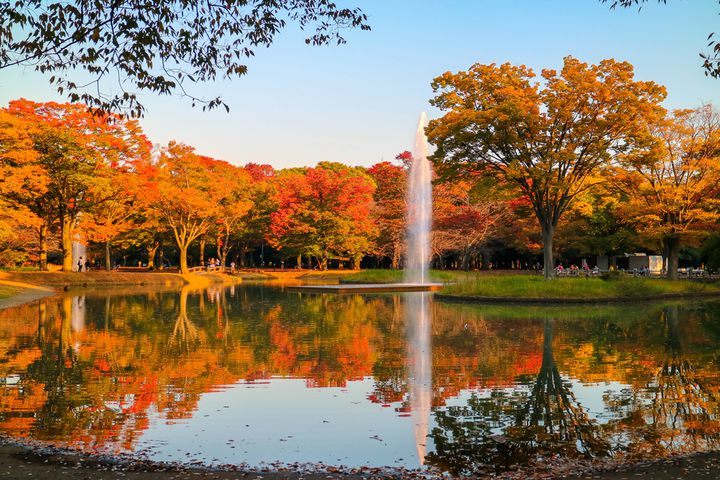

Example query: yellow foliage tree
[612,104,720,279]
[427,56,667,278]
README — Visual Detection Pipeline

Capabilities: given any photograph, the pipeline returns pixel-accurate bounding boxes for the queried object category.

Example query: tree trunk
[297,254,302,268]
[38,222,48,271]
[199,235,206,267]
[158,250,165,270]
[461,249,471,271]
[320,250,328,271]
[218,239,230,268]
[664,236,680,280]
[105,240,111,271]
[481,249,491,270]
[352,255,361,270]
[61,214,74,272]
[541,223,555,279]
[147,243,159,269]
[391,242,401,269]
[179,246,189,274]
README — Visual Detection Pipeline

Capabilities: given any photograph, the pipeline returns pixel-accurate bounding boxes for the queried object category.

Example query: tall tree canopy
[612,105,720,279]
[0,1,369,117]
[0,100,149,271]
[427,56,666,278]
[153,142,243,274]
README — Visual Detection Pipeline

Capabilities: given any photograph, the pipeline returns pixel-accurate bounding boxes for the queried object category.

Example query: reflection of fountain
[71,296,85,333]
[405,112,432,285]
[406,292,432,465]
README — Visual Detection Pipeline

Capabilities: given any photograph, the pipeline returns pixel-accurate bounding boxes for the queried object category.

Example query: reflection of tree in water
[605,305,720,458]
[24,297,117,441]
[168,287,202,352]
[425,318,609,476]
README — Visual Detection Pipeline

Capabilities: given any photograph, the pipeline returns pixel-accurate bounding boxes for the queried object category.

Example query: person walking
[77,256,83,272]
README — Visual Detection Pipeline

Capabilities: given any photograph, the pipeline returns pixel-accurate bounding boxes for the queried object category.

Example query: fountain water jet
[405,112,432,285]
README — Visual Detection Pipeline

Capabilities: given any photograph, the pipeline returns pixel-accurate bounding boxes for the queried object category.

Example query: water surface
[0,284,719,475]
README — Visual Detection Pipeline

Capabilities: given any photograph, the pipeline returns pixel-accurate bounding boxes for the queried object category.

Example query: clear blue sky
[0,0,718,168]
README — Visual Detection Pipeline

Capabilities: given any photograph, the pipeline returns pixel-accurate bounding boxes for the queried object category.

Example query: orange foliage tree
[427,57,666,278]
[368,157,407,269]
[268,162,376,270]
[0,109,49,268]
[2,100,150,271]
[154,142,250,273]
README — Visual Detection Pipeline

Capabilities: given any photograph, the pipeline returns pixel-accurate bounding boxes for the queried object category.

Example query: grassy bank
[441,275,720,301]
[0,285,21,300]
[0,271,254,294]
[340,269,473,284]
[339,269,720,302]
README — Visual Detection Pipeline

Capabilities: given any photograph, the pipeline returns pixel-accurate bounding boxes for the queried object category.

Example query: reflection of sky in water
[136,378,428,467]
[1,287,720,473]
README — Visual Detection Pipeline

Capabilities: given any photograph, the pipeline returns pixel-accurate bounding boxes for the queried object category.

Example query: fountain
[289,112,441,293]
[405,112,432,285]
[72,237,86,272]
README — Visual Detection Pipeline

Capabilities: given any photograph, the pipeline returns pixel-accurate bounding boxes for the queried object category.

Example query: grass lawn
[442,275,720,300]
[0,285,21,300]
[340,269,475,284]
[341,269,720,300]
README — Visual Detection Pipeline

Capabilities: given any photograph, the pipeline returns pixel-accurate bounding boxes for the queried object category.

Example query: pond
[0,283,719,476]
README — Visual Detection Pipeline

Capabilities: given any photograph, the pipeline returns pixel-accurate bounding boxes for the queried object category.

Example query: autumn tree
[432,178,511,270]
[368,158,407,269]
[154,143,218,274]
[612,105,720,279]
[268,162,376,270]
[0,1,369,117]
[4,100,151,271]
[235,163,276,267]
[0,109,51,268]
[427,56,666,278]
[211,161,254,267]
[80,122,151,270]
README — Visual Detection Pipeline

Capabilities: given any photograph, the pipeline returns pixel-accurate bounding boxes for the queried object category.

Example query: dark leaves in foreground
[0,0,370,117]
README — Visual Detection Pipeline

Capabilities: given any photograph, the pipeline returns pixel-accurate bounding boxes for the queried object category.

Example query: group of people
[555,260,599,276]
[206,258,222,270]
[205,258,238,273]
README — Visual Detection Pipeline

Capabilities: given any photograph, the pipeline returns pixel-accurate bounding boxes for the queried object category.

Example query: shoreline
[0,271,253,311]
[1,435,720,480]
[435,290,720,305]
